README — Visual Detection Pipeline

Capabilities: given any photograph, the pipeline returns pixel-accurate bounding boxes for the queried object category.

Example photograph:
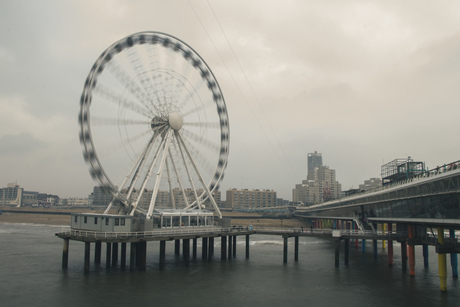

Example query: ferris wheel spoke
[91,117,151,127]
[97,129,152,158]
[181,98,214,117]
[106,60,160,117]
[183,121,221,129]
[180,128,220,152]
[94,83,152,119]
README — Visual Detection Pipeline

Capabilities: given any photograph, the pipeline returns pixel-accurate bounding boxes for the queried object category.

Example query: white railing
[64,226,233,239]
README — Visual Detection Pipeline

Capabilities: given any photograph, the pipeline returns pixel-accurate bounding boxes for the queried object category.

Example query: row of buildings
[3,151,397,210]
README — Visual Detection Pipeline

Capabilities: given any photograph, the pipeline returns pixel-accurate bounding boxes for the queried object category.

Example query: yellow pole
[438,227,447,292]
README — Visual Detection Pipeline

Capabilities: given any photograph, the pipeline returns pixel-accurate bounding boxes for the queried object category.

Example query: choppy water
[0,223,459,306]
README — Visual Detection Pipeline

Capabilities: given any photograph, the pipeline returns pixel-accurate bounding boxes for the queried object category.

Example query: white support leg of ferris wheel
[168,147,191,208]
[165,158,176,209]
[103,132,158,214]
[129,130,170,216]
[175,131,222,219]
[146,129,174,219]
[174,131,203,211]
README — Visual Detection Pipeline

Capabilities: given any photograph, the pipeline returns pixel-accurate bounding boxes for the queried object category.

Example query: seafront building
[226,188,277,210]
[0,183,59,207]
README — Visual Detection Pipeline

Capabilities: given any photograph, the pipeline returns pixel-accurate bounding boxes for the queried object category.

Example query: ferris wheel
[79,32,229,219]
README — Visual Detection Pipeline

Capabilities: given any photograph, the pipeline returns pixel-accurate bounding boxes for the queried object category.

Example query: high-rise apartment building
[293,152,341,205]
[307,151,323,180]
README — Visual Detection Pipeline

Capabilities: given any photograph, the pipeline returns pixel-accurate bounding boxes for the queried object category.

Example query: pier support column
[95,241,101,264]
[202,237,208,260]
[401,241,407,271]
[408,225,415,276]
[294,236,299,261]
[84,242,90,273]
[112,243,118,267]
[388,240,394,266]
[221,236,227,261]
[373,240,378,260]
[450,229,458,278]
[130,242,136,270]
[208,237,214,261]
[138,241,147,271]
[106,242,112,268]
[62,238,69,269]
[344,238,349,266]
[183,239,190,263]
[246,235,250,259]
[382,224,387,249]
[438,227,447,292]
[335,239,340,268]
[159,241,166,269]
[283,236,288,264]
[192,238,197,259]
[362,239,366,254]
[422,244,429,268]
[121,243,126,269]
[233,236,237,258]
[174,239,180,255]
[228,236,232,259]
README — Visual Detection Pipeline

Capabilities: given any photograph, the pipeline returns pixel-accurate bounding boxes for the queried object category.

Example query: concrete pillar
[450,229,458,278]
[246,234,250,259]
[422,244,429,268]
[121,243,127,269]
[221,236,227,261]
[209,237,214,260]
[106,242,112,268]
[130,242,136,270]
[174,239,180,255]
[183,239,190,263]
[408,225,415,276]
[228,235,232,259]
[362,239,366,254]
[438,227,447,292]
[283,237,288,264]
[62,238,69,269]
[202,237,208,260]
[138,241,147,271]
[192,238,197,259]
[344,238,349,266]
[95,241,101,264]
[294,236,299,261]
[401,241,407,271]
[112,243,118,267]
[233,236,237,258]
[159,240,166,269]
[84,242,90,273]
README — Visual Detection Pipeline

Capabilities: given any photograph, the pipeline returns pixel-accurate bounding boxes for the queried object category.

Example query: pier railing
[62,226,235,240]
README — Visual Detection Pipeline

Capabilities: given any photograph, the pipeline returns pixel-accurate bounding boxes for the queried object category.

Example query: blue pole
[362,239,366,254]
[450,229,458,278]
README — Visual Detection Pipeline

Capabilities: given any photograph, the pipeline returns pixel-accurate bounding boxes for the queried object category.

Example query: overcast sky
[1,0,460,200]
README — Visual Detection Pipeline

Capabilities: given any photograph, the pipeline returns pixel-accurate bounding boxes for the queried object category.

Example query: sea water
[0,223,458,306]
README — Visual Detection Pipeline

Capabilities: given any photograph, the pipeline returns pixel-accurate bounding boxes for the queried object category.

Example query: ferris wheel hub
[168,112,183,131]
